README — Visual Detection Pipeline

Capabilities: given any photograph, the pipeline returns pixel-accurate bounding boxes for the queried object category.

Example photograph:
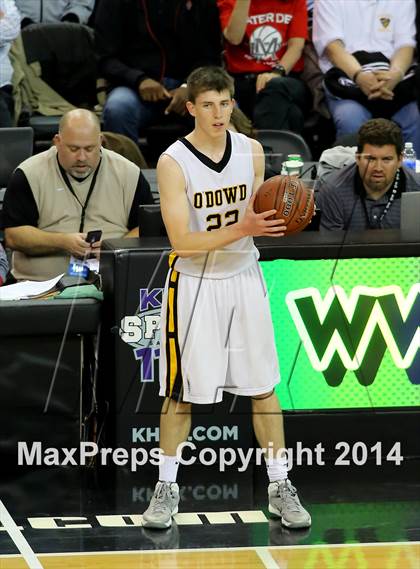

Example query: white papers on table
[0,274,65,300]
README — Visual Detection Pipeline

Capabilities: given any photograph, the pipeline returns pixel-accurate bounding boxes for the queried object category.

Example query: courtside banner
[261,257,420,410]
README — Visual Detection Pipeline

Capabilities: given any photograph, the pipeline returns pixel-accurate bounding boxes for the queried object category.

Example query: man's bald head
[58,109,101,135]
[54,109,102,179]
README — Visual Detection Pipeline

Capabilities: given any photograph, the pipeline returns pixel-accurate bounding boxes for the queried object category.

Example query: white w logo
[286,285,420,386]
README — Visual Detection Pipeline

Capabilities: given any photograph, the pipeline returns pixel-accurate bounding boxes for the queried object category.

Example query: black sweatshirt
[94,0,222,90]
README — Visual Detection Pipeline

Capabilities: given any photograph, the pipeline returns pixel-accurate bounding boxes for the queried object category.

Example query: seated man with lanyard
[316,118,420,231]
[2,109,153,281]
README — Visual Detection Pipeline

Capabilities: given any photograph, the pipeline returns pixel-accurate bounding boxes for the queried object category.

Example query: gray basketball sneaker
[142,481,180,529]
[268,479,311,528]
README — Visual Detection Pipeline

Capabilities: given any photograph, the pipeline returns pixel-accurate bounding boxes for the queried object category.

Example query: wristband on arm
[273,64,286,77]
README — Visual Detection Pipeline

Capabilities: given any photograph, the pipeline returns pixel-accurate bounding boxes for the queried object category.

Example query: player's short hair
[186,66,235,103]
[357,118,403,156]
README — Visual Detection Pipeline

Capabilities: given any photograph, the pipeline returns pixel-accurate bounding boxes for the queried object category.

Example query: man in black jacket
[94,0,222,144]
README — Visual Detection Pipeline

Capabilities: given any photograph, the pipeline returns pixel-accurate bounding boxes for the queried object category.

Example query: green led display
[260,257,420,410]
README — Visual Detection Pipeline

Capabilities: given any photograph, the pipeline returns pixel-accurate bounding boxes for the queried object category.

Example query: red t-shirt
[218,0,308,74]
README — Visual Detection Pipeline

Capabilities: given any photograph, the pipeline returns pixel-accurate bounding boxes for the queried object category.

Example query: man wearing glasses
[315,118,420,231]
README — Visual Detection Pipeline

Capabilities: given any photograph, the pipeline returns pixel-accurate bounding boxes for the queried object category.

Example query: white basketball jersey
[162,130,259,278]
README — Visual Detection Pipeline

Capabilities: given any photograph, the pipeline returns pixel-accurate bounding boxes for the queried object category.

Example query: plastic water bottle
[285,153,303,176]
[402,142,416,170]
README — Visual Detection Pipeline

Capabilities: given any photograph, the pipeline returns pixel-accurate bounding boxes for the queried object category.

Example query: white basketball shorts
[159,261,280,404]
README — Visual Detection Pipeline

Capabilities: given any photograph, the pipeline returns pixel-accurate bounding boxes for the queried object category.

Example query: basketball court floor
[1,456,419,568]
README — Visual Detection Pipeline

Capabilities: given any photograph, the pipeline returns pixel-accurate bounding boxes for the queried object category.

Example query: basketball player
[143,66,311,530]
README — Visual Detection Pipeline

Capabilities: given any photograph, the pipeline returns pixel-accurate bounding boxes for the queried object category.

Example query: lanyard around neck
[58,157,102,232]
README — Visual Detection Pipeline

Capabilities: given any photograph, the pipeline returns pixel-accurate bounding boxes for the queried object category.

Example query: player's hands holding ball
[238,191,287,237]
[244,175,315,238]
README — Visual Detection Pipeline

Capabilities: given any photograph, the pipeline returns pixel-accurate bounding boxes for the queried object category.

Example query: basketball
[254,175,315,235]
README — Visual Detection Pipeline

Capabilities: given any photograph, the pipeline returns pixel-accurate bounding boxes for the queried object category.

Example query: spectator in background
[316,118,420,231]
[0,242,9,285]
[217,0,311,134]
[313,0,420,154]
[2,109,153,281]
[0,0,20,127]
[94,0,222,144]
[15,0,94,27]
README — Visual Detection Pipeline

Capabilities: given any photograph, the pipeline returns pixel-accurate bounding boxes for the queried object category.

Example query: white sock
[159,455,179,483]
[265,456,288,482]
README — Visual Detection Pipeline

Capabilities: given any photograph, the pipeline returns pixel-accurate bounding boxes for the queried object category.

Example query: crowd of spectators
[1,0,418,147]
[0,0,419,285]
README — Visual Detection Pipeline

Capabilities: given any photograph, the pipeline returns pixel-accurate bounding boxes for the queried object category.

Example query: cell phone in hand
[85,230,102,245]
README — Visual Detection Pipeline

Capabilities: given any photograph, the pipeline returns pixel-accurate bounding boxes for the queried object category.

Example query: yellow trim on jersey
[165,266,182,398]
[168,337,178,394]
[169,251,178,269]
[168,287,175,333]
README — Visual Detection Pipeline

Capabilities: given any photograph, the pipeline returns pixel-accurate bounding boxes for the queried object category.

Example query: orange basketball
[254,175,314,236]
